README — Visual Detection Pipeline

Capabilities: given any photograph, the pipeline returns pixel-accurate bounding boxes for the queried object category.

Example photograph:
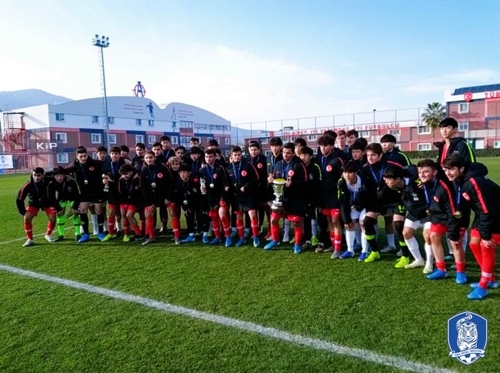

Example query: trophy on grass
[271,178,287,211]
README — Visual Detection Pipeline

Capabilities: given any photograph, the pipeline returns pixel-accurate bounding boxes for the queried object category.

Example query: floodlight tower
[92,34,110,149]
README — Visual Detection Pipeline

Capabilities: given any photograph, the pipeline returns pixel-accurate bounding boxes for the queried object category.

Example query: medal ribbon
[369,165,384,185]
[232,162,241,184]
[456,185,461,212]
[281,162,291,179]
[423,179,437,208]
[206,165,214,184]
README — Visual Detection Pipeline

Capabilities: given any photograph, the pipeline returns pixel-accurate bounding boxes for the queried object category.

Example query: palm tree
[421,102,446,141]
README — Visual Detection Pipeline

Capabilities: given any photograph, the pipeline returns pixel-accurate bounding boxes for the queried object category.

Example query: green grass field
[0,159,499,373]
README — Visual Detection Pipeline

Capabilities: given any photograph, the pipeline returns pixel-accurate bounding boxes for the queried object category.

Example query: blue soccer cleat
[77,233,90,244]
[358,252,368,262]
[252,236,260,248]
[209,237,221,245]
[427,269,448,280]
[202,235,210,244]
[181,234,196,243]
[339,251,354,259]
[235,238,245,247]
[455,272,468,285]
[264,240,279,250]
[470,281,499,289]
[467,286,489,300]
[97,232,106,241]
[293,244,302,254]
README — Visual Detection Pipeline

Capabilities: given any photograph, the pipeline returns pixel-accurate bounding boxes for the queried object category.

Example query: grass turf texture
[0,158,499,373]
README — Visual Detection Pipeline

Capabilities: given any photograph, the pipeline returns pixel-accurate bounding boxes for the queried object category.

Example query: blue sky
[1,0,499,124]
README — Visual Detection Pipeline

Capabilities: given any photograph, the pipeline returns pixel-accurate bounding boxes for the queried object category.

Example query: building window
[494,141,500,149]
[55,132,67,143]
[180,136,190,145]
[308,135,317,141]
[389,129,400,136]
[57,153,69,164]
[418,125,431,134]
[136,119,142,126]
[108,117,115,124]
[458,121,469,131]
[108,134,117,144]
[225,150,230,157]
[91,134,102,144]
[55,113,65,122]
[225,138,230,145]
[215,137,220,144]
[458,103,469,114]
[171,136,178,145]
[148,135,156,144]
[148,120,154,127]
[261,138,269,145]
[359,131,370,137]
[92,116,99,123]
[135,135,144,144]
[312,148,318,155]
[265,150,271,156]
[418,143,431,151]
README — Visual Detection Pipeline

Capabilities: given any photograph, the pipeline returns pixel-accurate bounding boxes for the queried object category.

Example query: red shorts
[108,203,119,211]
[470,228,500,242]
[26,206,57,216]
[430,223,447,235]
[120,204,138,213]
[270,211,302,222]
[321,208,341,218]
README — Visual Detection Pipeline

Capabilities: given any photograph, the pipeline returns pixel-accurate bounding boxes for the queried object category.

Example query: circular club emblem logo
[213,173,218,179]
[194,178,199,183]
[288,170,295,177]
[157,173,163,179]
[241,170,247,177]
[257,163,263,169]
[89,166,95,171]
[326,165,333,172]
[464,92,473,102]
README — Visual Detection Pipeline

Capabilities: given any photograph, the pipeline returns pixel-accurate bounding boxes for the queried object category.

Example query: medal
[426,209,431,216]
[234,183,238,188]
[454,211,462,218]
[151,182,156,188]
[183,200,188,205]
[210,183,214,188]
[351,205,356,211]
[84,180,88,185]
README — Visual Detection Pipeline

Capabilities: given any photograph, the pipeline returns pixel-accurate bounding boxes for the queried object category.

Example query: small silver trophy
[200,178,207,195]
[271,178,287,210]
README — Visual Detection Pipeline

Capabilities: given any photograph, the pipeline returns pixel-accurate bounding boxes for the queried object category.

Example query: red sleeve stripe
[439,180,456,214]
[469,178,489,214]
[386,160,403,168]
[18,181,31,201]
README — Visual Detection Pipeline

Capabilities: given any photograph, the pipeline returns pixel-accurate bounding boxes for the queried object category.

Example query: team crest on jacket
[462,192,470,201]
[89,167,94,171]
[326,165,332,172]
[241,170,247,177]
[448,311,487,365]
[213,173,218,179]
[288,170,294,177]
[433,196,439,202]
[257,163,263,169]
[193,178,199,183]
[157,173,163,179]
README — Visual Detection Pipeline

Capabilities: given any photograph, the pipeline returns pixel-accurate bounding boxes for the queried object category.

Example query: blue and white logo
[448,311,487,365]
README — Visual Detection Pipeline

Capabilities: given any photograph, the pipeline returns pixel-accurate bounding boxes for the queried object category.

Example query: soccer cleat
[235,238,245,247]
[101,233,114,242]
[394,256,410,269]
[293,244,302,254]
[455,272,468,285]
[467,286,488,300]
[380,245,396,253]
[44,235,56,243]
[134,235,145,242]
[97,232,106,241]
[181,235,196,243]
[77,233,90,243]
[253,236,260,248]
[282,236,290,243]
[404,259,425,269]
[75,235,82,242]
[302,241,312,250]
[264,240,279,250]
[209,237,221,245]
[54,235,64,242]
[423,265,433,274]
[444,254,454,261]
[330,250,342,259]
[339,251,354,259]
[396,249,403,257]
[202,235,210,244]
[426,269,448,280]
[315,243,324,253]
[311,236,319,246]
[22,239,34,247]
[230,229,238,239]
[225,237,233,247]
[364,251,381,263]
[142,237,155,245]
[358,252,368,261]
[289,238,295,244]
[470,281,499,289]
[123,234,131,243]
[174,238,181,245]
[323,246,334,253]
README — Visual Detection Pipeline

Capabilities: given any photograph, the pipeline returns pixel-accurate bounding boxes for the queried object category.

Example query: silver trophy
[200,178,207,195]
[271,178,287,210]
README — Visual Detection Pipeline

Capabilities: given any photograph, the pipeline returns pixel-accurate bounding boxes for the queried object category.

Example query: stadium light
[92,34,111,149]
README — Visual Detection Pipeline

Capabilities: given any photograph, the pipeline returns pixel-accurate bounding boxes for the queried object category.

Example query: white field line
[0,227,74,245]
[0,263,457,373]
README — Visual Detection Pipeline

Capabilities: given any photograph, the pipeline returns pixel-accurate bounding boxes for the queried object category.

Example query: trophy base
[271,204,283,211]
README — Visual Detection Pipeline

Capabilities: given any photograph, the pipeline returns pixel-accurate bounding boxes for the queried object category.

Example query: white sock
[91,214,98,234]
[361,231,369,253]
[355,223,362,245]
[311,219,318,237]
[345,230,355,253]
[424,243,434,266]
[461,230,468,252]
[386,233,395,248]
[283,219,290,238]
[405,236,423,261]
[115,220,122,232]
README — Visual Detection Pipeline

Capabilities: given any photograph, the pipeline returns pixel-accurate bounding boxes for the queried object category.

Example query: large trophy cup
[271,178,287,210]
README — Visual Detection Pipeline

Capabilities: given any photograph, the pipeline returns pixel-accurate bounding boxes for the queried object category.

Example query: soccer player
[226,146,261,247]
[120,145,131,161]
[117,164,144,242]
[443,155,500,300]
[346,129,359,148]
[247,141,268,234]
[175,146,186,159]
[190,137,200,148]
[16,167,58,247]
[160,135,176,160]
[175,164,204,243]
[435,117,476,168]
[299,146,321,249]
[165,156,182,243]
[336,130,350,156]
[132,143,146,170]
[141,151,171,245]
[265,142,308,254]
[47,166,81,242]
[65,146,105,243]
[316,134,344,258]
[200,149,230,245]
[101,147,126,241]
[293,138,307,157]
[265,137,283,240]
[151,142,167,164]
